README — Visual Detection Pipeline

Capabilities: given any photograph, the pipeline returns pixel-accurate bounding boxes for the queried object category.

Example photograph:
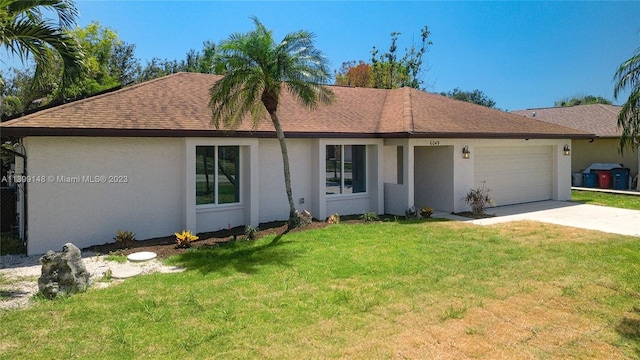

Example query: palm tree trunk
[268,110,297,228]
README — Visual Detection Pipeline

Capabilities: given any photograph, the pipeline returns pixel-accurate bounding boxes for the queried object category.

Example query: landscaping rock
[37,243,90,299]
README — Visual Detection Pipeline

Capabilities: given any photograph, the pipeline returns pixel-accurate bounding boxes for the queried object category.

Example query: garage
[474,146,553,206]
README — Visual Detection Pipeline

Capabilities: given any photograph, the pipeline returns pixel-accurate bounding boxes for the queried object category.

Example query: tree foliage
[209,17,333,228]
[62,21,132,98]
[613,47,640,155]
[1,21,140,118]
[334,26,431,89]
[335,61,373,87]
[553,95,612,107]
[439,88,497,109]
[138,41,218,82]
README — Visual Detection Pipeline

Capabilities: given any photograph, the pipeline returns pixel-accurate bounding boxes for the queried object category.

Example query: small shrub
[461,182,495,215]
[361,212,379,222]
[326,213,340,224]
[405,207,417,219]
[0,233,26,255]
[244,225,259,240]
[419,207,433,218]
[100,269,113,282]
[175,230,199,248]
[113,230,136,248]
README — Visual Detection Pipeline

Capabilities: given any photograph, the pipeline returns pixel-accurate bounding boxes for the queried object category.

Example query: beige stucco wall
[572,138,638,176]
[22,136,385,254]
[24,137,185,255]
[382,138,573,215]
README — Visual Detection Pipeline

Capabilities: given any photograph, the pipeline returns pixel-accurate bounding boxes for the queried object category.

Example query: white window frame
[195,145,241,208]
[326,144,368,196]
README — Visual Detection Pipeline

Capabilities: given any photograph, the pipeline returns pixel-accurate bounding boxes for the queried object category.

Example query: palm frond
[209,16,334,130]
[617,87,640,154]
[4,18,84,86]
[1,0,84,91]
[613,47,640,99]
[613,47,640,154]
[5,0,78,29]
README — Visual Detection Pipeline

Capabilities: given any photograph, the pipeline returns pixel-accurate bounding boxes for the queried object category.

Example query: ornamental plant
[326,213,340,224]
[244,225,259,240]
[113,230,135,248]
[462,182,495,215]
[361,212,379,222]
[175,230,199,248]
[419,207,433,218]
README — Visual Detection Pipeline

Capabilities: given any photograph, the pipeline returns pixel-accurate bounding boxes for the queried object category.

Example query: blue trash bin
[611,168,630,190]
[583,173,598,188]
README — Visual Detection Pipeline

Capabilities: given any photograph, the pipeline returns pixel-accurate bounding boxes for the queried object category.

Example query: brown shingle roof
[511,104,622,138]
[1,72,591,138]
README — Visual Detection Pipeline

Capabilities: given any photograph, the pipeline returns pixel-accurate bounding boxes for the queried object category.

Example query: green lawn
[572,189,640,210]
[1,220,639,359]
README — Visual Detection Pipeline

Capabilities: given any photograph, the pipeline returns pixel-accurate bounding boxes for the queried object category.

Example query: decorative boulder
[38,243,90,299]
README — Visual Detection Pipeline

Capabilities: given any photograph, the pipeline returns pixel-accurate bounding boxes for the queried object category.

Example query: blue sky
[7,1,640,110]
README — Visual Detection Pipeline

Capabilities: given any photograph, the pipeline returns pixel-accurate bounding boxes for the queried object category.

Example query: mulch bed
[85,220,331,260]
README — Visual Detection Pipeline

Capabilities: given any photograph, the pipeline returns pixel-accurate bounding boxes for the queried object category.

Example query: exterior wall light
[462,146,471,159]
[563,145,571,156]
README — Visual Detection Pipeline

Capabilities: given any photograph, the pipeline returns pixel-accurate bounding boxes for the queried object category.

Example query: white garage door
[474,146,553,206]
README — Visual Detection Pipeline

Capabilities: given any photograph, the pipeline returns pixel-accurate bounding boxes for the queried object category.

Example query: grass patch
[103,251,128,263]
[572,189,640,210]
[1,220,639,359]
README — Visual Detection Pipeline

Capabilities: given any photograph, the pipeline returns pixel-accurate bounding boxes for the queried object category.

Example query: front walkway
[436,200,640,237]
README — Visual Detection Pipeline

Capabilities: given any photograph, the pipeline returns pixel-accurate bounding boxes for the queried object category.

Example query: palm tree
[613,47,640,155]
[1,0,84,89]
[209,17,334,228]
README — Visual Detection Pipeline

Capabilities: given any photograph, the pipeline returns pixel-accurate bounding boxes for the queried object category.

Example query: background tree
[138,41,218,82]
[109,40,140,85]
[209,17,334,228]
[439,88,497,109]
[371,26,431,89]
[613,47,640,155]
[553,95,612,107]
[61,21,135,98]
[0,0,84,90]
[1,67,55,118]
[334,25,431,89]
[1,21,140,118]
[334,61,374,87]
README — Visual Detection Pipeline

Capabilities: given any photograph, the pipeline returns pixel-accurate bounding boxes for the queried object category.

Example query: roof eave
[0,127,595,140]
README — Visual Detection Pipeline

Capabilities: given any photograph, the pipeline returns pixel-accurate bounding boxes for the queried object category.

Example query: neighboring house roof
[511,104,622,138]
[1,72,591,139]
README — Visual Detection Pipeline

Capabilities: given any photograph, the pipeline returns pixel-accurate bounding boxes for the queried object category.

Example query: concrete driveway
[442,200,640,237]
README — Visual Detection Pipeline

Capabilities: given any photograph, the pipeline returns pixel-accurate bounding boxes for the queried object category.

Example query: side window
[326,145,366,194]
[196,146,240,205]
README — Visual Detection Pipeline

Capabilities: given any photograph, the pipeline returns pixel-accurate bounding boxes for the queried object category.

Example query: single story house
[511,105,639,186]
[1,72,591,255]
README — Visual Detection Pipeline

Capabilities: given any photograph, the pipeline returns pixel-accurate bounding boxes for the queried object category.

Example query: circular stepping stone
[110,265,143,279]
[127,251,157,262]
